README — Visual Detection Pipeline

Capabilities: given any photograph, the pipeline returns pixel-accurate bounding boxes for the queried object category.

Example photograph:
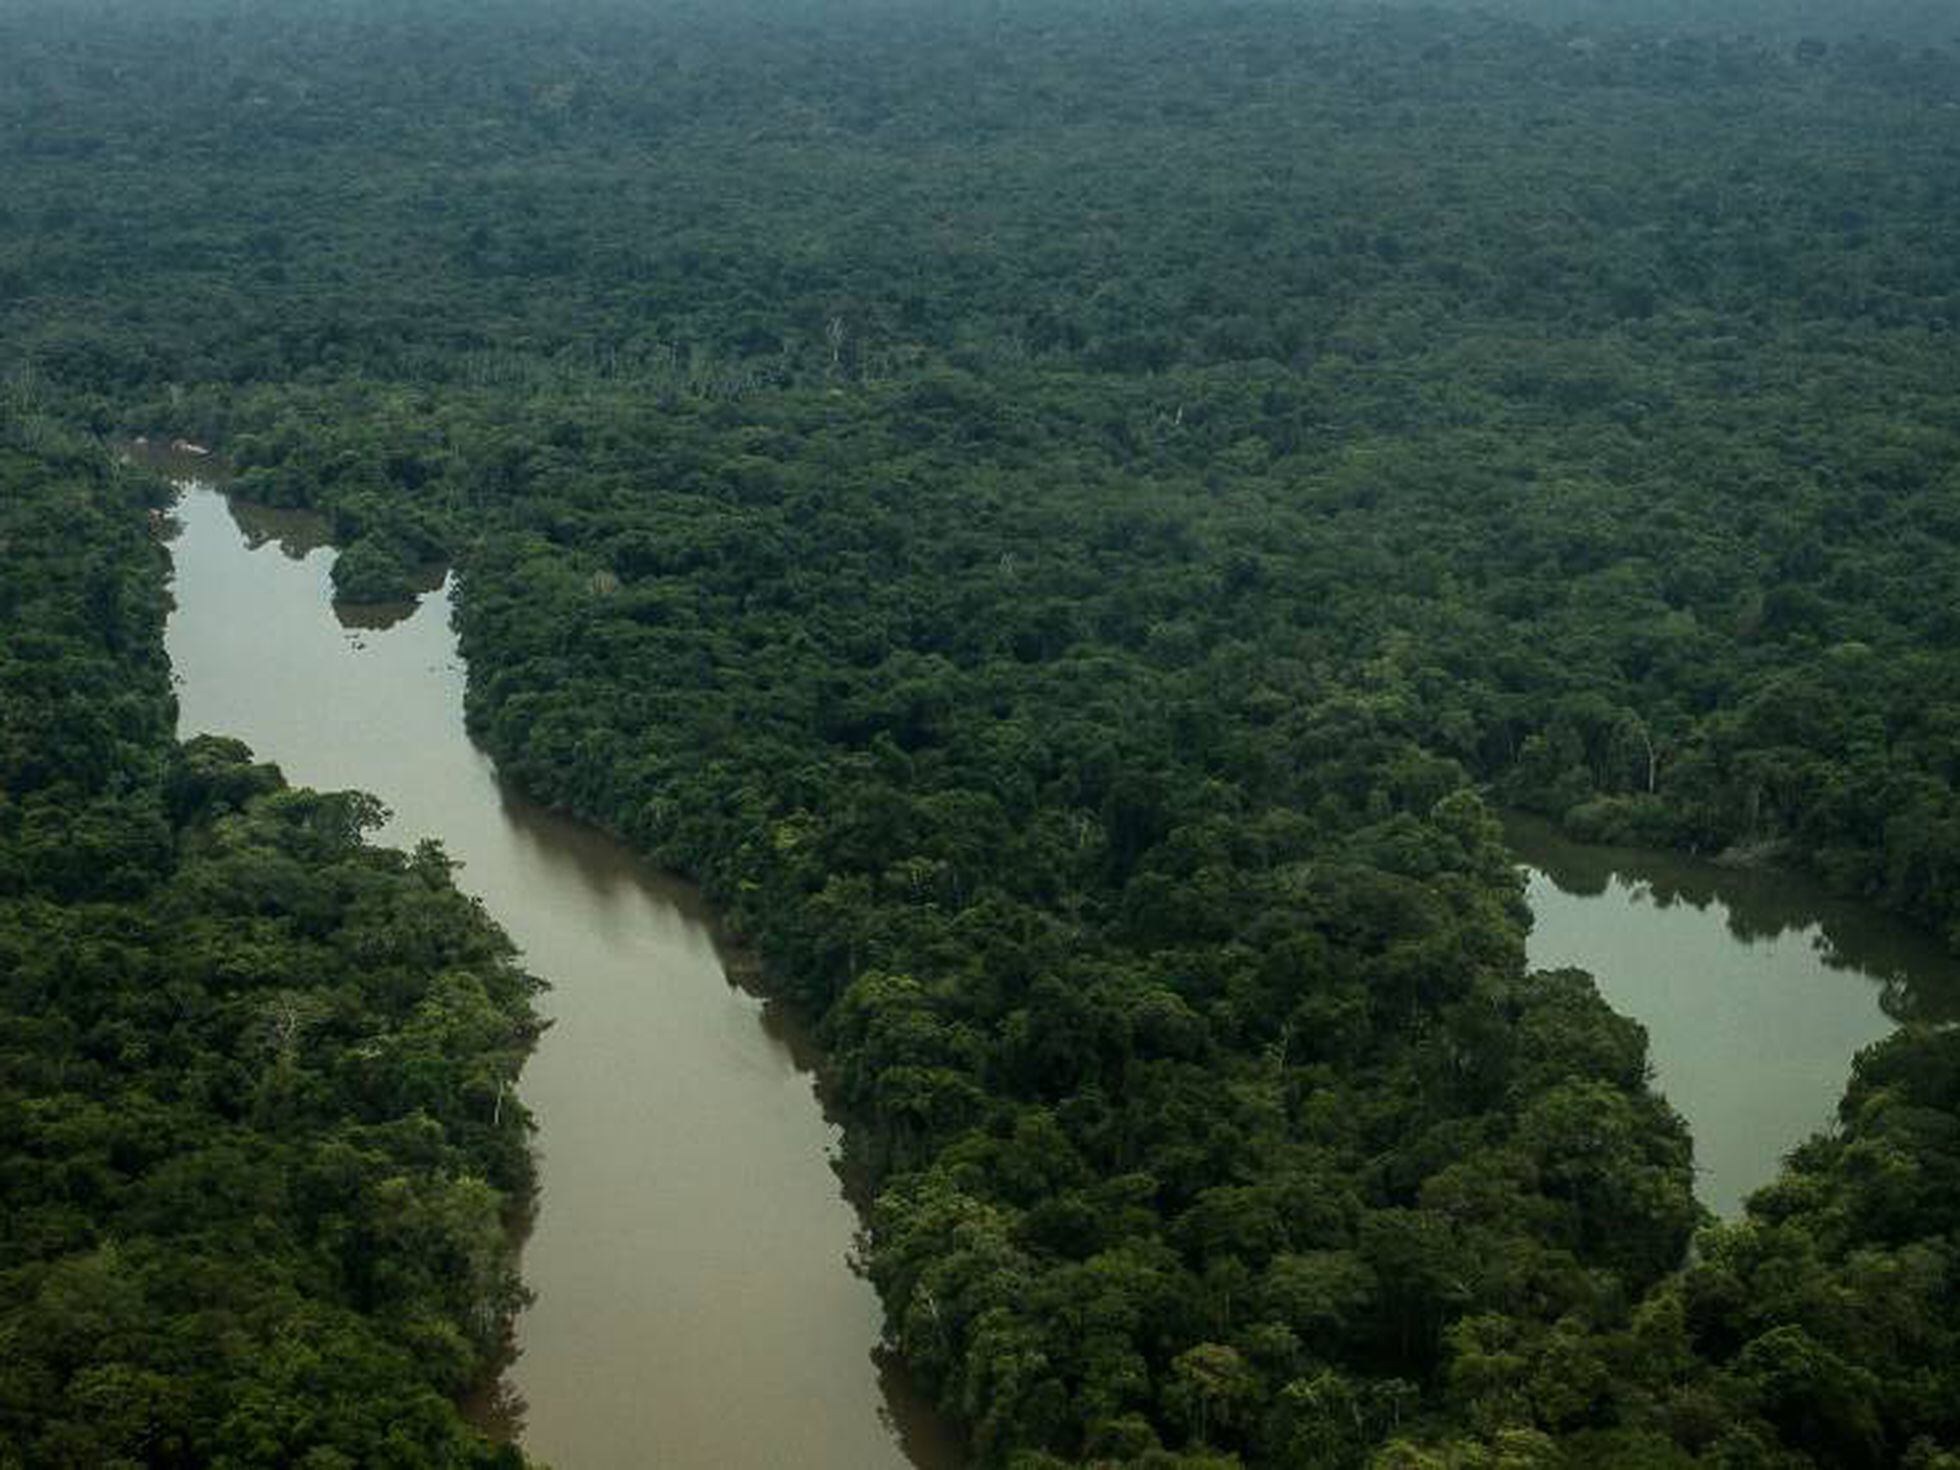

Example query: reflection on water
[221,499,448,631]
[1506,813,1960,1218]
[165,483,958,1470]
[225,497,335,559]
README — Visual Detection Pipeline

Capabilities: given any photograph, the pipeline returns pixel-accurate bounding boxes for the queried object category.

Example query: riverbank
[162,478,954,1468]
[1,423,539,1469]
[1506,810,1960,1216]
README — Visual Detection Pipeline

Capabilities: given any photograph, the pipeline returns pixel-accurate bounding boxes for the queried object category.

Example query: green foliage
[0,423,539,1465]
[1417,1029,1960,1467]
[329,535,421,605]
[2,0,1959,1464]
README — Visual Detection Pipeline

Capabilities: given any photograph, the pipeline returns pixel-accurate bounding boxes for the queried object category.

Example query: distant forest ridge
[3,0,1958,43]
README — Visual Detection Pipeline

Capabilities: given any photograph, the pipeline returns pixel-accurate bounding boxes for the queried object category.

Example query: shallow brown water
[165,483,959,1469]
[1506,813,1960,1218]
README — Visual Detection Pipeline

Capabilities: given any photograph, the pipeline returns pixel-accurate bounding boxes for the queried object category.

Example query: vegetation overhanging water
[1507,813,1960,1219]
[164,480,957,1469]
[6,3,1960,1464]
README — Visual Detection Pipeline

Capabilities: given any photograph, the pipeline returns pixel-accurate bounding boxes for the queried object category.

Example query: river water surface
[165,483,954,1469]
[168,467,1960,1453]
[1507,814,1960,1218]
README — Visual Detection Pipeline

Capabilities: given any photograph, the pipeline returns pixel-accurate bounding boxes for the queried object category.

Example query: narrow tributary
[164,482,958,1469]
[1507,813,1960,1218]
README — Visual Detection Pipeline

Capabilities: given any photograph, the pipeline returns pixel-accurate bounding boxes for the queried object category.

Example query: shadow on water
[1504,813,1960,1026]
[221,499,449,632]
[490,773,864,1106]
[162,471,963,1469]
[334,581,444,632]
[457,1333,530,1448]
[1506,810,1960,1217]
[486,774,964,1467]
[878,1349,970,1470]
[493,774,717,927]
[225,496,334,559]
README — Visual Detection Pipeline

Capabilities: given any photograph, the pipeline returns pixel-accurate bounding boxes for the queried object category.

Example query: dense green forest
[4,0,1960,1465]
[0,416,541,1466]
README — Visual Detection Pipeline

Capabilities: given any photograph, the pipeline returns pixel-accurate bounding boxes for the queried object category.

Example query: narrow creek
[163,480,959,1469]
[1506,813,1960,1218]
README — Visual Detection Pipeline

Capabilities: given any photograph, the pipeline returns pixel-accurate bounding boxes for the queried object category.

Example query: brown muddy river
[165,483,957,1469]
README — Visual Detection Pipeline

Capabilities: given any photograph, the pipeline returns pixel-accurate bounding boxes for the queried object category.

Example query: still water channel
[1507,813,1960,1219]
[164,482,956,1469]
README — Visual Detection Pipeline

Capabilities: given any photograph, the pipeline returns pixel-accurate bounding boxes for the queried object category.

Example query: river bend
[165,483,950,1469]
